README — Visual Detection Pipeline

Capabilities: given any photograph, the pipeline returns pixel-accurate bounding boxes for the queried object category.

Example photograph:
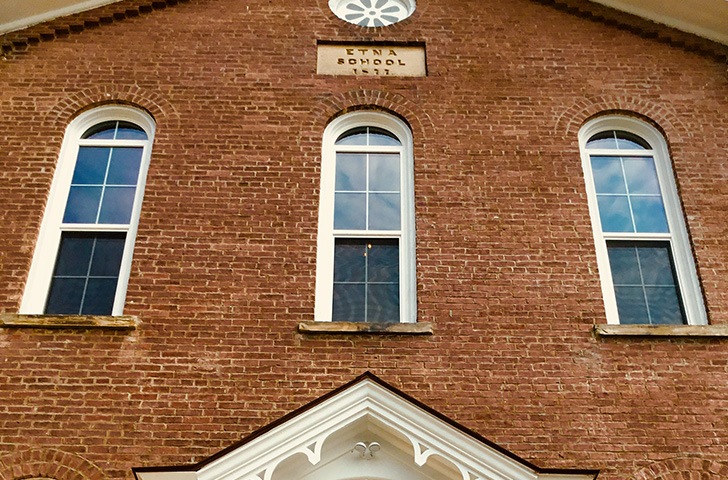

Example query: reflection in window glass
[607,241,685,325]
[333,239,399,322]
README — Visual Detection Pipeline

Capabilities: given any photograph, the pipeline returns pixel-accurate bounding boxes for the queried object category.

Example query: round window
[329,0,415,27]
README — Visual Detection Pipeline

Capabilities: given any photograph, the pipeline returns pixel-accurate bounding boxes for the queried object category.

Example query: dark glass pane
[607,245,641,285]
[336,127,368,146]
[637,246,677,286]
[53,234,95,276]
[334,193,366,230]
[98,187,136,224]
[597,195,633,232]
[334,239,366,282]
[106,147,143,185]
[45,278,85,314]
[623,157,660,195]
[335,154,366,191]
[367,240,399,283]
[631,197,668,233]
[368,127,401,146]
[81,278,119,315]
[586,131,618,149]
[72,147,111,185]
[332,284,366,322]
[645,286,685,324]
[614,286,649,324]
[368,194,400,230]
[367,284,399,322]
[590,157,626,194]
[114,122,147,140]
[82,121,117,139]
[63,187,102,223]
[614,131,650,149]
[89,234,126,276]
[369,153,400,191]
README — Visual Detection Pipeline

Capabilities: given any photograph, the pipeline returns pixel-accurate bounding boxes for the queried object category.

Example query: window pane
[335,153,366,191]
[597,195,633,232]
[368,127,401,146]
[114,121,147,140]
[623,157,660,194]
[81,278,119,315]
[614,131,650,149]
[631,197,669,233]
[614,286,650,324]
[106,147,143,185]
[367,284,399,322]
[607,246,641,285]
[334,193,366,230]
[98,186,136,224]
[336,127,368,145]
[590,157,626,194]
[586,131,618,149]
[645,286,684,324]
[367,240,399,283]
[82,121,118,139]
[369,153,400,191]
[89,235,126,276]
[45,278,86,314]
[637,246,676,286]
[369,193,400,230]
[63,186,102,223]
[334,240,366,282]
[332,284,366,321]
[53,234,95,276]
[72,147,111,184]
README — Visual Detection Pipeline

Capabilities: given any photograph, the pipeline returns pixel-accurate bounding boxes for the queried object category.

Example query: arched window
[315,111,416,323]
[20,105,156,316]
[579,116,706,325]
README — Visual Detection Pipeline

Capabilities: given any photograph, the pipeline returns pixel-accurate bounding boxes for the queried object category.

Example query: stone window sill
[298,321,433,335]
[0,314,139,330]
[594,324,728,338]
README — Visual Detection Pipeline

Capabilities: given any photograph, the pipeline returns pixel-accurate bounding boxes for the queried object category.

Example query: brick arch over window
[0,449,107,480]
[49,85,180,130]
[630,457,728,480]
[554,95,691,146]
[308,89,434,144]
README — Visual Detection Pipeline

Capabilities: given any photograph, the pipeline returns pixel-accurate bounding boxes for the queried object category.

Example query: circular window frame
[329,0,415,27]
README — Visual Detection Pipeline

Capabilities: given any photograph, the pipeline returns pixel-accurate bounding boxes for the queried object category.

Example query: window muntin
[315,112,415,323]
[20,106,155,316]
[580,119,706,325]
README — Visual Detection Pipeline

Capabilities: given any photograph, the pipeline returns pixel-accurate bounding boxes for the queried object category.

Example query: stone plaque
[317,44,426,77]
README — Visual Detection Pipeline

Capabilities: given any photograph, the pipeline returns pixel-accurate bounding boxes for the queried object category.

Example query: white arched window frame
[579,115,706,325]
[20,105,156,316]
[315,111,416,323]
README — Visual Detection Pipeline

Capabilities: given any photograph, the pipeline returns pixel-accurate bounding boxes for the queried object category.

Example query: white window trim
[20,105,156,316]
[314,111,416,323]
[579,115,706,325]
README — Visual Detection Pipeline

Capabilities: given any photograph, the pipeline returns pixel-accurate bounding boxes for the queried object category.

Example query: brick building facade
[1,0,727,479]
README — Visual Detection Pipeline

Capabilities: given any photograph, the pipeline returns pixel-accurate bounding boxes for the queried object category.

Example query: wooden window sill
[298,321,432,335]
[594,324,728,337]
[0,313,139,330]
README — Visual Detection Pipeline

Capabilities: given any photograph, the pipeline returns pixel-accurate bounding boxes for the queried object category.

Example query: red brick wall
[1,0,727,479]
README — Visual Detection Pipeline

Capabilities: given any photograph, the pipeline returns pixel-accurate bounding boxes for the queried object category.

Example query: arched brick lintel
[631,456,728,480]
[309,89,435,144]
[0,448,107,480]
[49,85,180,130]
[554,95,692,146]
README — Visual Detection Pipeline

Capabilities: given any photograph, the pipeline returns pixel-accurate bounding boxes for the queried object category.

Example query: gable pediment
[134,373,597,480]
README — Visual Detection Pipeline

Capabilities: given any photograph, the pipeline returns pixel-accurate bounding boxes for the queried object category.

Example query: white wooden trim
[20,105,155,316]
[578,115,706,325]
[314,111,416,323]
